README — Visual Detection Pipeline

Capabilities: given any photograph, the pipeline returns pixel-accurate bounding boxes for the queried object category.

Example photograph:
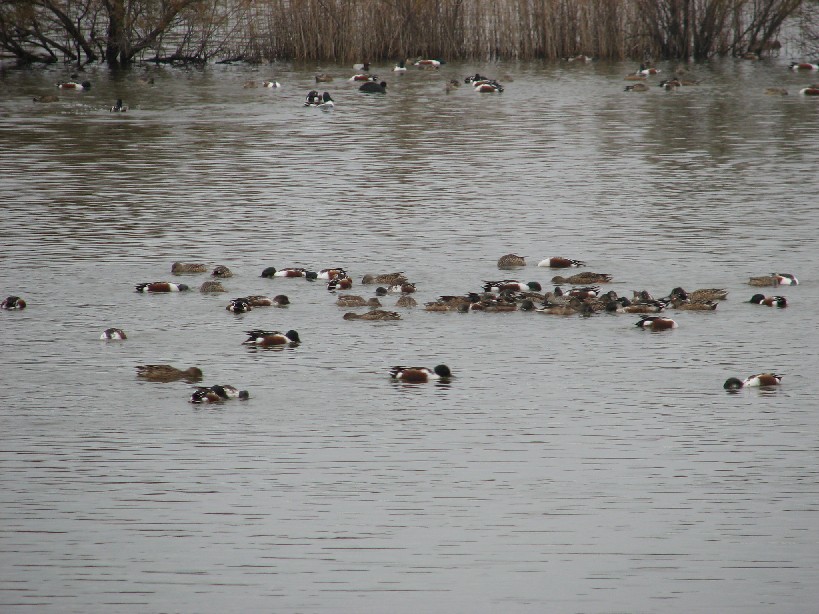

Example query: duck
[353,62,371,72]
[110,98,127,112]
[390,364,451,382]
[349,73,377,82]
[396,295,417,308]
[483,280,542,292]
[624,73,647,81]
[635,315,678,330]
[135,282,189,293]
[304,90,322,106]
[316,267,347,280]
[244,294,289,306]
[388,282,416,294]
[497,254,526,268]
[750,293,788,307]
[343,309,401,321]
[552,272,612,285]
[748,274,781,287]
[211,265,233,278]
[638,63,661,75]
[668,287,728,302]
[359,81,387,93]
[765,87,789,96]
[790,62,819,71]
[57,80,91,90]
[1,296,27,309]
[100,327,127,340]
[261,267,310,278]
[172,262,208,274]
[361,272,408,285]
[199,281,226,293]
[393,60,407,72]
[315,74,333,83]
[328,276,353,291]
[624,83,650,92]
[669,298,718,311]
[799,86,819,96]
[226,297,252,313]
[566,286,599,299]
[473,80,504,93]
[242,329,301,345]
[723,373,783,389]
[538,257,586,268]
[414,59,441,68]
[606,297,666,313]
[263,80,281,88]
[659,78,681,90]
[317,92,335,110]
[336,295,381,308]
[566,54,593,63]
[136,364,203,382]
[33,94,60,103]
[189,384,249,403]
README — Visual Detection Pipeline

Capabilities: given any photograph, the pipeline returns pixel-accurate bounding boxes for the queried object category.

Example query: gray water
[1,57,818,613]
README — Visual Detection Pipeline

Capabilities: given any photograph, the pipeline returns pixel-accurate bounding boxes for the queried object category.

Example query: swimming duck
[226,297,252,313]
[304,90,322,106]
[110,98,127,112]
[172,262,208,274]
[566,54,593,63]
[328,276,353,291]
[497,254,526,268]
[343,310,401,320]
[773,273,798,285]
[473,80,504,93]
[638,64,661,75]
[361,272,408,285]
[800,86,819,96]
[748,275,780,287]
[189,384,249,403]
[136,364,203,382]
[242,329,301,345]
[336,295,381,308]
[57,80,92,90]
[668,287,728,302]
[393,60,407,72]
[790,62,819,71]
[624,83,650,92]
[635,315,678,330]
[606,297,666,313]
[211,265,233,278]
[723,373,782,389]
[199,281,226,293]
[388,282,416,294]
[749,294,787,307]
[552,272,612,285]
[317,92,334,110]
[353,62,371,71]
[414,59,441,68]
[1,296,26,309]
[390,364,451,382]
[317,268,347,280]
[135,282,189,293]
[483,280,542,292]
[765,87,789,96]
[263,80,281,88]
[669,299,718,310]
[33,94,60,103]
[350,73,377,82]
[243,294,289,306]
[538,257,586,268]
[315,74,333,83]
[261,267,310,278]
[396,295,417,308]
[100,328,127,340]
[359,81,387,93]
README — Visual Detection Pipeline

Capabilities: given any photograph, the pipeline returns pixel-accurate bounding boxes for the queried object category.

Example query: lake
[1,56,818,613]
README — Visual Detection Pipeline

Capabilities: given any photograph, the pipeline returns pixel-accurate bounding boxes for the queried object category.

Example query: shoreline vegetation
[0,0,815,68]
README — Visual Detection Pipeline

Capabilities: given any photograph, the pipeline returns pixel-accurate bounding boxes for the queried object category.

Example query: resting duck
[242,329,301,345]
[317,92,335,110]
[393,60,407,72]
[211,265,233,278]
[336,295,381,308]
[227,298,253,313]
[624,83,650,92]
[483,280,542,292]
[723,373,782,389]
[136,364,203,382]
[57,80,91,90]
[497,254,526,268]
[750,294,787,307]
[110,98,127,112]
[668,287,728,302]
[552,272,612,285]
[189,384,249,403]
[172,262,208,274]
[263,80,281,88]
[315,74,333,83]
[1,295,27,309]
[350,73,377,82]
[790,62,819,71]
[199,281,226,293]
[414,59,441,68]
[361,272,408,285]
[360,81,387,93]
[390,364,451,382]
[317,268,347,280]
[328,276,353,291]
[33,94,60,103]
[261,267,310,278]
[538,257,586,268]
[396,295,417,308]
[638,64,661,75]
[343,309,401,320]
[473,79,504,93]
[135,282,189,292]
[635,315,678,330]
[388,282,416,294]
[243,294,288,306]
[100,328,127,340]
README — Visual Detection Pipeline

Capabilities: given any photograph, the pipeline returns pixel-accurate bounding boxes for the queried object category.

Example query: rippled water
[2,57,819,613]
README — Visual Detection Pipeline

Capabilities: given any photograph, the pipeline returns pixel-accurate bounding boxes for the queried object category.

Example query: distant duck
[317,268,347,280]
[199,281,226,293]
[765,87,789,96]
[483,280,542,292]
[317,92,335,110]
[790,62,819,71]
[390,364,452,382]
[538,257,585,268]
[414,59,441,68]
[566,54,593,62]
[359,81,387,93]
[350,74,377,82]
[172,262,207,274]
[624,83,649,92]
[362,272,408,285]
[33,94,60,103]
[110,98,127,112]
[723,373,782,389]
[304,90,322,106]
[328,276,353,291]
[190,384,249,403]
[57,80,91,90]
[261,267,310,278]
[242,329,301,346]
[393,60,407,72]
[135,282,189,293]
[226,297,253,313]
[396,295,417,308]
[388,282,416,294]
[635,315,678,330]
[353,62,371,72]
[552,272,612,285]
[343,309,401,321]
[497,254,526,268]
[668,287,728,302]
[336,295,381,308]
[100,328,127,340]
[638,64,661,75]
[465,73,489,84]
[241,294,289,306]
[315,74,333,83]
[263,80,281,88]
[1,296,26,309]
[659,78,681,90]
[136,364,203,383]
[800,86,819,96]
[473,79,504,93]
[750,293,788,307]
[211,265,233,278]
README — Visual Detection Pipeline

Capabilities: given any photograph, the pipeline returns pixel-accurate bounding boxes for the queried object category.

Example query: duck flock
[1,251,798,399]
